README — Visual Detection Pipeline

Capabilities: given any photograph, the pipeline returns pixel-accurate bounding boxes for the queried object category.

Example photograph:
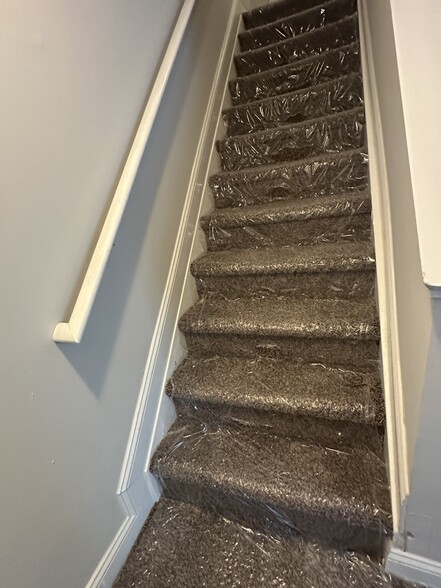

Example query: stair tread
[237,14,357,61]
[116,1,396,582]
[217,107,365,171]
[223,71,361,123]
[211,145,366,183]
[223,74,364,137]
[230,40,359,88]
[192,241,375,276]
[178,296,380,340]
[115,498,409,588]
[243,0,337,30]
[239,0,357,52]
[235,14,358,76]
[152,417,390,529]
[201,191,371,229]
[168,355,384,426]
[209,148,369,209]
[219,105,364,144]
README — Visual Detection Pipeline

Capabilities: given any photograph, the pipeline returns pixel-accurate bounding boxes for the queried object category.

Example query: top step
[243,0,336,30]
[239,0,357,52]
[235,14,359,77]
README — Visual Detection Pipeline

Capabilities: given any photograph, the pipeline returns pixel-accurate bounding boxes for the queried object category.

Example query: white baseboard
[84,3,243,587]
[85,513,143,588]
[387,547,441,588]
[358,0,409,535]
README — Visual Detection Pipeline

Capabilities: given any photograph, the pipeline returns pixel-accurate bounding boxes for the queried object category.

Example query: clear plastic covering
[243,0,342,31]
[201,205,372,251]
[168,354,383,449]
[115,497,415,587]
[112,1,420,585]
[229,42,361,106]
[239,0,357,52]
[210,150,369,208]
[151,415,390,556]
[191,241,376,301]
[235,14,359,77]
[223,73,364,137]
[217,107,365,172]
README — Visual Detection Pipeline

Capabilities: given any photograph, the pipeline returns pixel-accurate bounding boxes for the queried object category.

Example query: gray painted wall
[364,0,431,478]
[388,0,441,564]
[406,299,441,561]
[0,0,248,585]
[389,0,441,289]
[0,1,185,586]
[365,0,441,570]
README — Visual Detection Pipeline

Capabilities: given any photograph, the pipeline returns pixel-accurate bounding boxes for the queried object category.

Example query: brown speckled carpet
[114,0,420,586]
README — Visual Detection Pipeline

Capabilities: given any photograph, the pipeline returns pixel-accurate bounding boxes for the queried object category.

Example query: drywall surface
[406,299,441,561]
[0,1,188,587]
[389,0,441,289]
[366,0,441,569]
[388,0,441,563]
[363,0,431,488]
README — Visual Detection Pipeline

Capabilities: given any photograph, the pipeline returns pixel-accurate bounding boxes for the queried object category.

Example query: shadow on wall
[55,52,194,398]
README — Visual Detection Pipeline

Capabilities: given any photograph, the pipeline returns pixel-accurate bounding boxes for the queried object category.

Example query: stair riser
[194,270,375,300]
[155,476,386,556]
[235,16,358,77]
[218,112,365,172]
[243,0,335,30]
[174,399,382,453]
[203,214,372,251]
[239,0,357,52]
[229,43,361,106]
[183,332,378,369]
[211,154,368,209]
[224,74,363,137]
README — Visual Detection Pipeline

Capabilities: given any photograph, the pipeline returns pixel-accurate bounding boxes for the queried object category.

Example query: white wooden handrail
[53,0,195,343]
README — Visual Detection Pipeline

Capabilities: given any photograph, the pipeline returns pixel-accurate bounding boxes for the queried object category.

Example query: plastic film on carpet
[178,295,380,368]
[192,242,376,300]
[235,14,359,77]
[243,0,335,30]
[229,42,361,106]
[114,498,414,588]
[239,0,357,52]
[167,353,383,449]
[151,414,390,555]
[217,108,365,172]
[210,150,368,208]
[223,73,364,137]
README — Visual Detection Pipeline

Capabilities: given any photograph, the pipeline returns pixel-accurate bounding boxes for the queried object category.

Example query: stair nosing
[172,389,382,427]
[210,145,367,184]
[152,417,389,526]
[168,356,383,427]
[191,242,375,277]
[202,193,371,232]
[217,105,364,146]
[201,191,371,229]
[179,297,380,341]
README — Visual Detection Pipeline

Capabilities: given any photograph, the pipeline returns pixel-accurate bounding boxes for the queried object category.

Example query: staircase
[114,1,415,586]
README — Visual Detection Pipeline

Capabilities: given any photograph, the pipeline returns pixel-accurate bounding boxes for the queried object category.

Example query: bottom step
[151,417,391,556]
[114,498,413,588]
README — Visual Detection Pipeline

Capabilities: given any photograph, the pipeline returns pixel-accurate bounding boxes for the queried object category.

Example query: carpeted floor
[114,0,420,586]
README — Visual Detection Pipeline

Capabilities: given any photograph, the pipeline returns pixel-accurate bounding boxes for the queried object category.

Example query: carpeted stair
[114,1,419,586]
